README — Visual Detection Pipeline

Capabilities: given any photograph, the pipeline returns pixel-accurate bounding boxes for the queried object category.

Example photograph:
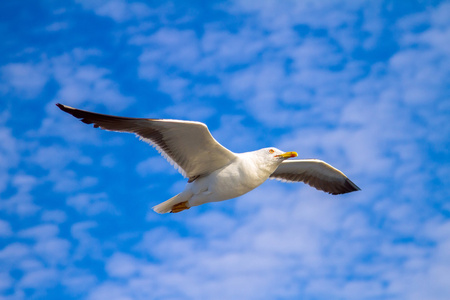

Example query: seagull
[57,103,360,213]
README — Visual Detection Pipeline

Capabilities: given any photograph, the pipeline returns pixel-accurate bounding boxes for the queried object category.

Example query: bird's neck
[239,152,281,177]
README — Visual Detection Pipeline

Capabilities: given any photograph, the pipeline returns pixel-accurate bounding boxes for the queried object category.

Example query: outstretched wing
[270,159,360,195]
[57,103,237,181]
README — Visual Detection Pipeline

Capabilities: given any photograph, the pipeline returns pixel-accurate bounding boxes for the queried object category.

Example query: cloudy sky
[1,0,450,299]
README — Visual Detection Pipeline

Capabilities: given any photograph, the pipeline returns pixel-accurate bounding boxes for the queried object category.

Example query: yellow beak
[275,151,298,159]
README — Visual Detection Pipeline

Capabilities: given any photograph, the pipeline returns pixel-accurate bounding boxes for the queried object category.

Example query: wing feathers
[57,103,236,180]
[56,103,148,129]
[270,159,360,195]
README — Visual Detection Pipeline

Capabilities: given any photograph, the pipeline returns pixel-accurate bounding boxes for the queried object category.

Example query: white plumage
[57,103,360,214]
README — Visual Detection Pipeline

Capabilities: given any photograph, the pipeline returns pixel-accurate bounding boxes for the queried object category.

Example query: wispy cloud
[0,125,19,194]
[1,63,49,99]
[75,0,151,22]
[66,193,117,216]
[0,220,12,237]
[50,49,134,110]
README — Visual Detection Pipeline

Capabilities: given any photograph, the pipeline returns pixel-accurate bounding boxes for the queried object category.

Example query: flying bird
[57,103,360,213]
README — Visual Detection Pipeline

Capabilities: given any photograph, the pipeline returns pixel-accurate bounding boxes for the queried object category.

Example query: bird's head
[249,148,297,174]
[259,147,298,162]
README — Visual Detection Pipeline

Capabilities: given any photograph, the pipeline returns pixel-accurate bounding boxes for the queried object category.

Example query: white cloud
[1,63,49,99]
[125,1,366,129]
[88,179,449,299]
[35,108,100,144]
[71,221,102,260]
[12,174,37,192]
[133,28,201,101]
[0,126,19,193]
[51,51,134,110]
[19,268,58,289]
[17,224,70,266]
[200,26,266,70]
[21,142,99,194]
[0,243,31,267]
[163,102,216,121]
[29,145,91,170]
[135,29,200,68]
[67,193,117,216]
[0,271,13,291]
[45,21,69,31]
[21,49,135,161]
[18,224,59,240]
[137,227,196,260]
[211,115,260,153]
[100,153,117,168]
[0,174,40,217]
[61,268,98,294]
[83,186,351,298]
[51,171,99,193]
[0,219,12,237]
[136,156,176,177]
[39,239,71,263]
[186,210,237,238]
[76,0,151,22]
[105,252,140,278]
[41,210,67,223]
[87,282,134,300]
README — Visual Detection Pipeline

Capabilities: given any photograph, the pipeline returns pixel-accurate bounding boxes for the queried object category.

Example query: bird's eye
[269,149,274,154]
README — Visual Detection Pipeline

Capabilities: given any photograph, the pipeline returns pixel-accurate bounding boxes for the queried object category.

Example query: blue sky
[1,0,450,299]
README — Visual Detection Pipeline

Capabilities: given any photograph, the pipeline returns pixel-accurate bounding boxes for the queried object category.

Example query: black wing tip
[338,178,361,195]
[56,102,97,126]
[56,103,77,115]
[56,103,67,111]
[328,178,361,195]
[347,178,361,191]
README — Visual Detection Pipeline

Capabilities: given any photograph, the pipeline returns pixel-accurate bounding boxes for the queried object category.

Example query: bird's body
[57,103,360,213]
[162,149,285,213]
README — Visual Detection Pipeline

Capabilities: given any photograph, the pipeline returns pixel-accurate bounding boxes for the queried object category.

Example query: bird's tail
[152,191,191,214]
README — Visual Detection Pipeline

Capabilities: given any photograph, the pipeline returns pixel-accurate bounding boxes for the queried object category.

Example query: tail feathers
[152,192,190,214]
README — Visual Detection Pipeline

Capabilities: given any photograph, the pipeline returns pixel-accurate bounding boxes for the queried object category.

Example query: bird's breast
[205,157,273,201]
